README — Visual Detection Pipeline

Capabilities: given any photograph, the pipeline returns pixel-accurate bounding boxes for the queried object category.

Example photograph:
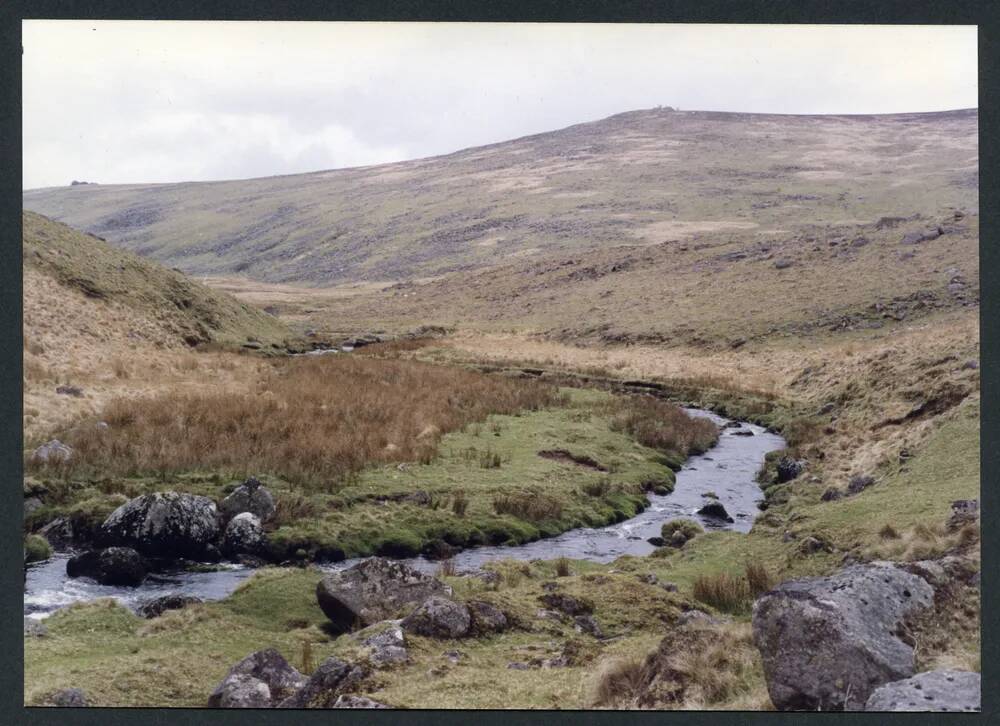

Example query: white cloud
[22,21,977,189]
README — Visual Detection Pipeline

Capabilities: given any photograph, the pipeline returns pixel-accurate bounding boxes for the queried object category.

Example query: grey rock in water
[865,670,980,712]
[222,512,265,557]
[401,596,471,639]
[31,439,73,465]
[277,656,365,708]
[100,492,219,559]
[315,557,452,632]
[752,562,934,711]
[209,648,307,707]
[136,593,203,619]
[66,547,146,586]
[219,477,276,524]
[697,500,734,523]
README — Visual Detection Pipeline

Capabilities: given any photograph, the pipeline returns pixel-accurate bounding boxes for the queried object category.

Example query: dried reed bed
[40,356,561,487]
[608,396,719,456]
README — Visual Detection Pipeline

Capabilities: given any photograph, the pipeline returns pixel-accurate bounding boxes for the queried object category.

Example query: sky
[22,21,978,189]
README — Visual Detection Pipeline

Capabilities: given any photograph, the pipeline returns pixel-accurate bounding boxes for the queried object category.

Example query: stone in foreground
[277,656,365,708]
[315,557,452,632]
[752,562,934,711]
[219,476,276,524]
[209,648,307,707]
[865,670,980,712]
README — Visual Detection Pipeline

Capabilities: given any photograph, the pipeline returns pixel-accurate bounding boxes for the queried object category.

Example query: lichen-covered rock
[221,512,265,557]
[219,477,276,524]
[208,674,271,708]
[333,695,390,709]
[66,547,146,586]
[315,557,452,632]
[276,656,365,708]
[356,621,408,666]
[43,688,88,707]
[100,492,219,559]
[401,596,471,639]
[865,670,980,712]
[209,648,307,707]
[467,600,508,634]
[752,562,934,711]
[31,439,72,465]
[776,457,805,483]
[136,594,203,619]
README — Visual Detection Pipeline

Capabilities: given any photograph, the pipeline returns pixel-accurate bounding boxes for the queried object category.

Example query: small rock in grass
[401,596,471,639]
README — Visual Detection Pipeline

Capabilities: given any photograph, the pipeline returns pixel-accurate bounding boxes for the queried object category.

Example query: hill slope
[22,108,977,285]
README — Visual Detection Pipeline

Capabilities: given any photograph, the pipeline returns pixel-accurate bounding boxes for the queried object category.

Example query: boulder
[401,596,471,639]
[357,621,408,666]
[38,517,75,550]
[865,670,980,712]
[219,477,276,524]
[847,475,876,495]
[315,558,452,632]
[209,648,307,707]
[66,547,146,586]
[333,695,390,709]
[100,492,219,559]
[776,457,805,483]
[466,600,508,634]
[221,512,265,557]
[277,656,365,708]
[31,439,72,465]
[947,499,979,531]
[23,496,44,520]
[44,688,88,707]
[136,594,203,619]
[697,501,734,523]
[209,674,271,708]
[752,562,934,711]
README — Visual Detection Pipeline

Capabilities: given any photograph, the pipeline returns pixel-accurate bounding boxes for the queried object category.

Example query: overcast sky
[22,21,977,189]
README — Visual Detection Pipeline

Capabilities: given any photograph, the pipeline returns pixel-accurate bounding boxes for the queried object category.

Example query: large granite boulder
[219,477,276,524]
[221,512,265,557]
[865,670,980,712]
[66,547,146,586]
[208,649,307,707]
[316,558,452,632]
[100,492,219,559]
[400,596,471,639]
[752,562,934,711]
[277,656,365,708]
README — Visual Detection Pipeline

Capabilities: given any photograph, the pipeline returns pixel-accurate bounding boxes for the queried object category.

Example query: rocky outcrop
[865,670,980,712]
[277,656,365,708]
[315,558,452,632]
[219,477,276,524]
[752,562,934,711]
[221,512,265,557]
[100,492,219,558]
[208,649,307,708]
[66,547,146,586]
[136,594,203,619]
[401,596,471,639]
[356,621,409,666]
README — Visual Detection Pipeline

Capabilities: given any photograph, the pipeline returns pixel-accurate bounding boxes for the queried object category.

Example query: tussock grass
[34,356,560,487]
[492,490,563,522]
[692,572,752,614]
[608,396,718,456]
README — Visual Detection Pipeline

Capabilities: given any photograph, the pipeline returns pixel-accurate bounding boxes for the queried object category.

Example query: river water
[24,409,784,619]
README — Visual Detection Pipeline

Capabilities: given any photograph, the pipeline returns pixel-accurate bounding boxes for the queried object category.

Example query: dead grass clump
[436,558,458,578]
[37,356,560,487]
[272,492,321,526]
[692,572,752,614]
[588,657,645,708]
[554,556,572,577]
[608,396,718,456]
[879,523,901,540]
[493,490,563,521]
[581,478,613,497]
[451,489,469,517]
[744,562,775,598]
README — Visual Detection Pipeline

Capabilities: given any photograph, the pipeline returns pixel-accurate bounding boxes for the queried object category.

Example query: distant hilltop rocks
[70,180,96,186]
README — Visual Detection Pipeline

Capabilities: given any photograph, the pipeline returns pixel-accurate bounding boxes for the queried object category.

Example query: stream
[24,409,785,619]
